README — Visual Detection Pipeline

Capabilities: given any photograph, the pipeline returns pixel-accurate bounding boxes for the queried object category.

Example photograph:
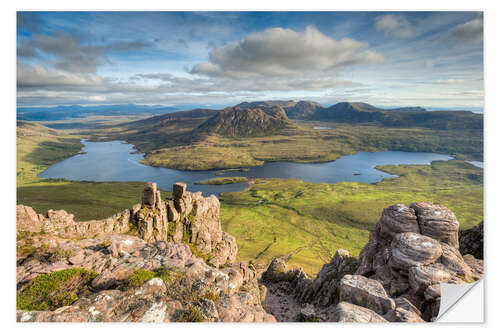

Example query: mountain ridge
[193,105,292,138]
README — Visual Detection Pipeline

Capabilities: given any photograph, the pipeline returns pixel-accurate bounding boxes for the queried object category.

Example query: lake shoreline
[38,140,458,197]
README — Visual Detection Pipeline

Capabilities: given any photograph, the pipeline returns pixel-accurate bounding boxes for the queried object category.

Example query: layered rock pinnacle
[17,182,237,268]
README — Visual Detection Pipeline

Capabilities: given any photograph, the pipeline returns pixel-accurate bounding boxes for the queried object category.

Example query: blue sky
[17,11,484,110]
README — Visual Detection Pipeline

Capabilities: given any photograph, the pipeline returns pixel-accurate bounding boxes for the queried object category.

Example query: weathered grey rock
[379,204,420,239]
[356,229,380,276]
[261,258,290,283]
[91,269,117,290]
[384,307,425,322]
[328,302,388,322]
[141,182,157,207]
[438,243,472,281]
[296,249,357,307]
[462,254,483,280]
[424,284,441,301]
[394,297,422,317]
[173,182,186,199]
[45,209,75,231]
[408,264,451,294]
[263,202,482,323]
[459,221,483,259]
[389,232,443,270]
[411,202,459,248]
[339,275,395,315]
[68,251,85,265]
[209,232,238,268]
[166,200,179,222]
[389,276,410,296]
[197,299,218,321]
[17,205,42,233]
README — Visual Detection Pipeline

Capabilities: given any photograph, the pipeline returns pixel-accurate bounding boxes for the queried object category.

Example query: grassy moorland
[219,159,483,276]
[195,177,249,185]
[16,122,149,220]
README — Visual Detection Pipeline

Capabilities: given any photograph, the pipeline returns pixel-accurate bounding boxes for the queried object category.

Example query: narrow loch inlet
[39,140,454,196]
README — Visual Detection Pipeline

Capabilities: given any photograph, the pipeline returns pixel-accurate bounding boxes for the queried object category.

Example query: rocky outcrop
[459,221,483,259]
[16,204,130,239]
[353,202,483,321]
[17,195,483,323]
[17,182,237,268]
[260,202,483,322]
[294,249,358,308]
[16,234,273,322]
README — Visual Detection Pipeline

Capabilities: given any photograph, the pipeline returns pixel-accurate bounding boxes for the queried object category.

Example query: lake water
[39,140,454,196]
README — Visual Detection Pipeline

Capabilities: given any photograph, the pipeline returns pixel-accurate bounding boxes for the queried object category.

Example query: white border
[3,1,499,332]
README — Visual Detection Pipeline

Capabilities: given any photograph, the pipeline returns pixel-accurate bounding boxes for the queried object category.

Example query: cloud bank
[191,26,384,79]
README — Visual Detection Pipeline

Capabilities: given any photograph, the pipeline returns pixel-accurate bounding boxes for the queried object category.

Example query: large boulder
[379,204,420,239]
[314,202,481,322]
[389,232,442,270]
[410,202,460,248]
[328,302,387,322]
[339,275,395,315]
[408,264,451,294]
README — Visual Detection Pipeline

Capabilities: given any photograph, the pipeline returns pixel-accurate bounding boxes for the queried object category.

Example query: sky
[16,11,484,110]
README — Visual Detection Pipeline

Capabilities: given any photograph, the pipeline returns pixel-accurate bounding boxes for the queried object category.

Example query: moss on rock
[17,268,97,311]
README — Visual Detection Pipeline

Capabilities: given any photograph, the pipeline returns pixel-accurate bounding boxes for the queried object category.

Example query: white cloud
[452,17,483,42]
[17,64,104,88]
[190,26,384,79]
[375,14,414,38]
[17,31,146,73]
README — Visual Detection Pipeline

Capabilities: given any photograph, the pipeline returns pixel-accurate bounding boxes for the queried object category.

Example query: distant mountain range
[17,104,179,121]
[232,100,482,131]
[18,100,483,135]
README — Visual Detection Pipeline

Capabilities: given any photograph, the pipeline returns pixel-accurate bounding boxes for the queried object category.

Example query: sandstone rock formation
[16,194,483,323]
[260,202,483,322]
[17,182,237,268]
[16,234,273,322]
